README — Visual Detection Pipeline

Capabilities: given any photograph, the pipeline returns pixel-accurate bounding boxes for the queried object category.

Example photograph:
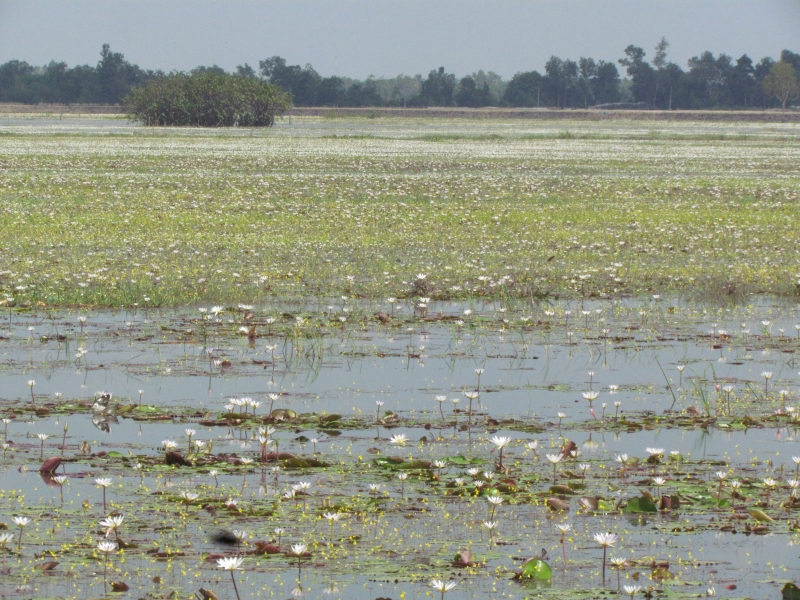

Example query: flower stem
[230,570,241,600]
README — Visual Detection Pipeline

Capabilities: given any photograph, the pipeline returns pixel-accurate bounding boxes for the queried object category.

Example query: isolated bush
[125,72,291,126]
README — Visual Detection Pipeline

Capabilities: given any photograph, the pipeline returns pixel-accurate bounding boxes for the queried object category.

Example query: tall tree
[780,50,800,74]
[259,56,321,106]
[590,61,621,104]
[651,37,669,107]
[619,45,656,105]
[455,76,493,107]
[235,64,257,78]
[415,67,456,106]
[727,55,756,107]
[544,56,579,107]
[763,61,800,109]
[318,76,346,106]
[500,71,544,107]
[96,44,148,104]
[686,52,733,107]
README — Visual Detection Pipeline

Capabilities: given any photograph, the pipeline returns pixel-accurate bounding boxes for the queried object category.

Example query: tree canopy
[125,72,291,126]
[762,61,800,109]
[1,41,799,110]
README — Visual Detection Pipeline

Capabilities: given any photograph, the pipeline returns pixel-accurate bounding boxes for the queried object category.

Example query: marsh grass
[1,125,799,307]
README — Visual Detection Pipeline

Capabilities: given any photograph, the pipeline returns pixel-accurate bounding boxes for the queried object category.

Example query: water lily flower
[594,532,619,582]
[546,453,562,483]
[430,579,456,599]
[99,515,124,539]
[96,478,112,511]
[217,556,244,600]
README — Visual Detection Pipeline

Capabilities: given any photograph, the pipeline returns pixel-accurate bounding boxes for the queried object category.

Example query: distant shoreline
[2,102,799,122]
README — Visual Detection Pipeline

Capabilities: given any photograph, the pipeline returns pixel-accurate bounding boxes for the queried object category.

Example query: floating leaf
[625,496,657,513]
[520,558,552,579]
[546,497,570,512]
[197,588,220,600]
[165,451,191,467]
[747,508,775,523]
[396,460,432,470]
[39,456,62,474]
[445,455,485,465]
[652,568,675,581]
[782,583,800,600]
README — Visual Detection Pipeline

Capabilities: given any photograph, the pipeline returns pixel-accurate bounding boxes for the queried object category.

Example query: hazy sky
[1,0,799,78]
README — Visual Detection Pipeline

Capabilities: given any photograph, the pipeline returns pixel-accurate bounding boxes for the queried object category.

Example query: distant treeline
[2,40,799,109]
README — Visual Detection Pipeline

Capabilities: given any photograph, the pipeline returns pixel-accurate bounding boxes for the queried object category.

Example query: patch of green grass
[0,119,798,307]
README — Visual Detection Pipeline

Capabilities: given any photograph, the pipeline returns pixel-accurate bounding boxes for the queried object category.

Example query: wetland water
[1,298,799,600]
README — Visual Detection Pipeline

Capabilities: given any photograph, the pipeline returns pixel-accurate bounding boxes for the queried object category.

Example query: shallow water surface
[0,298,799,599]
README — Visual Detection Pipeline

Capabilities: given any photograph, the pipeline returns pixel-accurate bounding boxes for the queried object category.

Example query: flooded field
[1,114,800,599]
[1,298,799,600]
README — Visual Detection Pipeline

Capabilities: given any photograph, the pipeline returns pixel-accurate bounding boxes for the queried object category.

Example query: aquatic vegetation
[0,114,798,599]
[1,117,799,307]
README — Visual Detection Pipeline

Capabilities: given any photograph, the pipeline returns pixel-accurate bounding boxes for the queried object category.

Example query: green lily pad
[625,496,657,513]
[782,582,800,600]
[520,558,552,579]
[445,455,486,465]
